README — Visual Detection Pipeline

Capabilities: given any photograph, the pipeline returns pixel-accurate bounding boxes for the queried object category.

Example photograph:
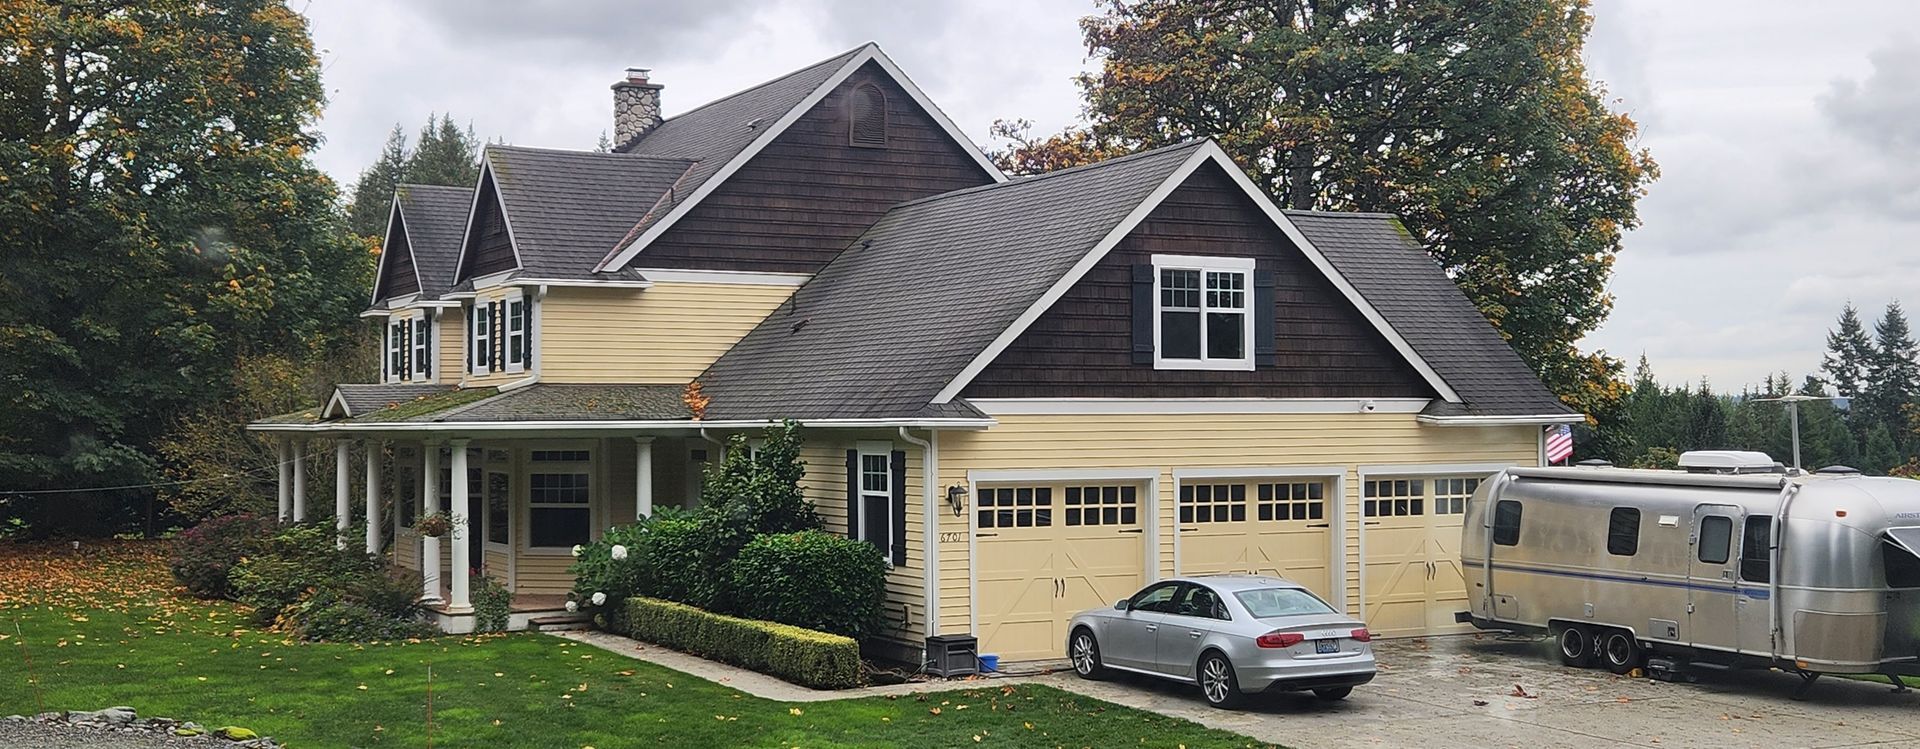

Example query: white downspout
[897,427,939,641]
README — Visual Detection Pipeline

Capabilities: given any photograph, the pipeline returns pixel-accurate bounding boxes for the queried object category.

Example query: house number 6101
[940,532,967,543]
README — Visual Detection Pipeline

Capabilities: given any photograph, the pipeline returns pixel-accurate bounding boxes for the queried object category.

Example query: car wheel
[1555,624,1593,669]
[1198,651,1245,709]
[1068,629,1106,680]
[1312,686,1353,701]
[1600,629,1642,675]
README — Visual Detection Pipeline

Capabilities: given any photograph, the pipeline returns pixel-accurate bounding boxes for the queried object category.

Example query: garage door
[974,483,1148,661]
[1175,478,1335,602]
[1361,476,1479,638]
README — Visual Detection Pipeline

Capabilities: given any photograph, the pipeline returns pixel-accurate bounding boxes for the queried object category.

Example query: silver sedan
[1065,575,1376,709]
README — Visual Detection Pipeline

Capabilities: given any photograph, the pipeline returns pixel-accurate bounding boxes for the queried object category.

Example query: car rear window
[1233,587,1335,618]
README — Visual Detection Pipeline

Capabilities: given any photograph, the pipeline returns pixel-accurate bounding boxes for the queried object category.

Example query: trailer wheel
[1555,624,1593,668]
[1600,629,1642,675]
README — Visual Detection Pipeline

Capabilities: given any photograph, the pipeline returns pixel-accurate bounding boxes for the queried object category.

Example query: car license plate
[1314,639,1339,654]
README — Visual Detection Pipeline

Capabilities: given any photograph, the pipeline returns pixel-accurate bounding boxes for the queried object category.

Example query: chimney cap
[624,67,651,84]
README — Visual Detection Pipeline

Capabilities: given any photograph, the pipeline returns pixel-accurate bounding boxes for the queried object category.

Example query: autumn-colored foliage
[0,539,179,611]
[683,380,711,420]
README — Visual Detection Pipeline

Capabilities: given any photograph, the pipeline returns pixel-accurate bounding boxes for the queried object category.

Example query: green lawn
[0,542,1272,748]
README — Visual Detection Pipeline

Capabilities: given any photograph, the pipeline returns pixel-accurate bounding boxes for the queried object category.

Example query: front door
[1687,504,1742,652]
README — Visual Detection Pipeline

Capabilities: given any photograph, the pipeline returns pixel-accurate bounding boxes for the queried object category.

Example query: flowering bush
[169,514,278,599]
[567,518,654,617]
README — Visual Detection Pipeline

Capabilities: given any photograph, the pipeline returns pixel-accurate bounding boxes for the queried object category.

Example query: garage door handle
[977,532,998,538]
[1363,521,1382,526]
[1306,523,1330,528]
[1116,528,1143,534]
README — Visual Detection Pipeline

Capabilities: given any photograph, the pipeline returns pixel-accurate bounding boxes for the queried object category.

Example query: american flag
[1545,424,1574,464]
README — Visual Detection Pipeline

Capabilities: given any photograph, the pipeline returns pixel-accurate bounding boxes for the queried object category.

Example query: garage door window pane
[1067,484,1139,526]
[1432,477,1478,515]
[976,487,1052,529]
[1257,481,1327,522]
[1180,483,1246,523]
[1364,479,1426,517]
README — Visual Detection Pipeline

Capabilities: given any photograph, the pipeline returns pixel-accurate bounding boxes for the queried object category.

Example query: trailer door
[1686,504,1743,653]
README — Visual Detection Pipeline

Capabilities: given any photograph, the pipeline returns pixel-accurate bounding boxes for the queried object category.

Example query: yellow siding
[935,413,1538,631]
[463,286,525,387]
[436,310,463,385]
[515,553,575,595]
[797,435,929,649]
[538,282,797,384]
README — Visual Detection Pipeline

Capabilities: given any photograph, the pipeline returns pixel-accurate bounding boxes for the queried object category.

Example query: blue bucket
[978,654,1000,673]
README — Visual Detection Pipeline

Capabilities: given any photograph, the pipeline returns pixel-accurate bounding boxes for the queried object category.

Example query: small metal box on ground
[925,634,979,677]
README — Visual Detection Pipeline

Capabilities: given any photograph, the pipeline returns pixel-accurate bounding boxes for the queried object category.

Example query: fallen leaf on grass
[929,707,942,715]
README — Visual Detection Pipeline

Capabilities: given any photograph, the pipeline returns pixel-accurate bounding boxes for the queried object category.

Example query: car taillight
[1350,628,1372,642]
[1256,631,1305,649]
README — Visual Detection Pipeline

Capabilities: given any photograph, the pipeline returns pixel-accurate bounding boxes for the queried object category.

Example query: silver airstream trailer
[1458,452,1920,690]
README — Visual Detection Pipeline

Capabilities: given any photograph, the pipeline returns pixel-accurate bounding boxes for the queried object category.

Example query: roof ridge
[889,139,1209,210]
[397,183,473,193]
[1283,209,1404,219]
[649,43,870,126]
[485,143,695,165]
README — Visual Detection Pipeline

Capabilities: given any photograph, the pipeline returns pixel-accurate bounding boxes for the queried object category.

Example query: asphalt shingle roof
[699,140,1210,420]
[1283,211,1574,417]
[484,146,697,280]
[600,45,867,265]
[334,383,454,417]
[424,384,690,422]
[393,184,472,297]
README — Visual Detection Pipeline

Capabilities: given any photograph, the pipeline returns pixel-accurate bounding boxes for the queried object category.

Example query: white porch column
[275,438,291,522]
[634,437,655,520]
[291,439,307,522]
[448,439,472,612]
[421,441,443,603]
[364,439,383,555]
[335,440,351,549]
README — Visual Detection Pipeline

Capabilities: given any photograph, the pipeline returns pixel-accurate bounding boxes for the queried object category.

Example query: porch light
[946,485,968,517]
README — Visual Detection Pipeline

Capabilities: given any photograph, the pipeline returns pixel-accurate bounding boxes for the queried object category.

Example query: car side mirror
[1114,600,1130,611]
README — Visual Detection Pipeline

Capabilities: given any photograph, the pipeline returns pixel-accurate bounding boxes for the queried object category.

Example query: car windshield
[1233,587,1335,618]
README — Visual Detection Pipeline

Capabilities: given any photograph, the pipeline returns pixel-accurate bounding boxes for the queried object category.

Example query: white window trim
[503,290,527,374]
[469,301,492,376]
[853,440,894,561]
[525,446,594,552]
[411,316,431,379]
[1150,253,1255,372]
[384,318,406,383]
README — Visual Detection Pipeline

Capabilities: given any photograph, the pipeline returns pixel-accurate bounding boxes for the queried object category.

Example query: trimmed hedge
[624,596,861,690]
[728,530,887,639]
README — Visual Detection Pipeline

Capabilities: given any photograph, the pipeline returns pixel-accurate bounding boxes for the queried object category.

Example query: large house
[251,43,1578,663]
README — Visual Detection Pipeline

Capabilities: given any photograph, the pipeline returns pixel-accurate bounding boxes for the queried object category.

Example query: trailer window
[1886,543,1920,589]
[1492,500,1522,546]
[1606,508,1640,556]
[1697,515,1733,565]
[1740,515,1772,583]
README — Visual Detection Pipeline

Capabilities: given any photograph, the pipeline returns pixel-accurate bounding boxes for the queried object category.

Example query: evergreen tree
[1862,302,1920,452]
[1822,303,1873,398]
[1683,381,1729,451]
[1864,422,1903,474]
[407,114,483,189]
[347,125,409,238]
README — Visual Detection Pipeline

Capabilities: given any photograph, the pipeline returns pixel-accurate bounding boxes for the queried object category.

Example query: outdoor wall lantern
[946,484,968,517]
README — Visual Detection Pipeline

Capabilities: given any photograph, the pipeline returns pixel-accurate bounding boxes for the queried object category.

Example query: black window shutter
[491,301,504,372]
[421,318,433,378]
[1131,263,1155,364]
[400,322,412,380]
[1253,268,1277,367]
[889,450,907,567]
[520,298,534,368]
[844,449,859,539]
[465,308,473,372]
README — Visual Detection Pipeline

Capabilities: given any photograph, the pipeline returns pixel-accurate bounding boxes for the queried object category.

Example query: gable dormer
[452,164,520,285]
[597,44,1004,276]
[370,201,422,303]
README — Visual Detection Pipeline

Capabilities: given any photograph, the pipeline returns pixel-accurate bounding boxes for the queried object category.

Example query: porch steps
[528,614,593,632]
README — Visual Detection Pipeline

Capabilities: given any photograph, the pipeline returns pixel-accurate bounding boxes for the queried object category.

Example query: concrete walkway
[551,629,1001,701]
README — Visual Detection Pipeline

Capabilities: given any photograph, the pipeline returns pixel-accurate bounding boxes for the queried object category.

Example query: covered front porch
[249,382,734,631]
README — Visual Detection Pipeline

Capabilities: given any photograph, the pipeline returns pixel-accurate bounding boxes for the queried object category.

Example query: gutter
[897,427,939,640]
[1416,413,1585,427]
[246,417,1001,434]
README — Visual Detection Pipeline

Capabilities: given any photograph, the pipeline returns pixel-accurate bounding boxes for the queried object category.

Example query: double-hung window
[411,316,431,379]
[470,301,492,375]
[504,292,527,373]
[849,441,902,565]
[1152,254,1254,370]
[528,449,591,549]
[385,320,404,382]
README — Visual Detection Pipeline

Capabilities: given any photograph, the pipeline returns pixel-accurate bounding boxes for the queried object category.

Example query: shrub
[169,514,278,599]
[473,575,512,634]
[727,531,887,639]
[630,510,714,607]
[568,520,652,616]
[625,596,861,689]
[286,586,437,642]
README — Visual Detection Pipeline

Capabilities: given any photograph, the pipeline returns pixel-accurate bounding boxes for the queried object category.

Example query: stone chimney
[611,67,663,150]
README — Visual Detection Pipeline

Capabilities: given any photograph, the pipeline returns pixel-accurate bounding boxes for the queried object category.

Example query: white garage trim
[1169,468,1348,612]
[1354,462,1514,632]
[964,467,1161,643]
[970,398,1431,416]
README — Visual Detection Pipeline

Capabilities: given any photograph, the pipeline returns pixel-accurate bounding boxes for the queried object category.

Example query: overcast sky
[300,0,1920,393]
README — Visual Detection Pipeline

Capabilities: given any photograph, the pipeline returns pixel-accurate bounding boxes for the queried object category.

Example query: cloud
[1818,37,1920,156]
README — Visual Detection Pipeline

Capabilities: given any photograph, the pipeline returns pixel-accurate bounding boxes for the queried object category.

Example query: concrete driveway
[1039,634,1920,748]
